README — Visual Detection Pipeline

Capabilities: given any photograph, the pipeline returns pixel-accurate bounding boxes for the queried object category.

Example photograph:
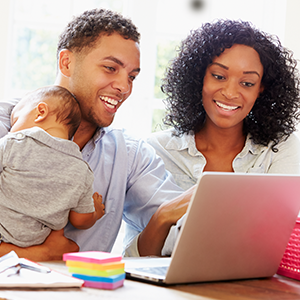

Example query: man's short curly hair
[57,8,140,59]
[162,19,300,150]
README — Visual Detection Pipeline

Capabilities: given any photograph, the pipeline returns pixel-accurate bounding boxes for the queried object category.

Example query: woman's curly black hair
[57,8,140,59]
[162,19,300,150]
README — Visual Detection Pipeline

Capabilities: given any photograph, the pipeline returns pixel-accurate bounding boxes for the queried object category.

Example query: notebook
[125,172,300,285]
[0,251,84,289]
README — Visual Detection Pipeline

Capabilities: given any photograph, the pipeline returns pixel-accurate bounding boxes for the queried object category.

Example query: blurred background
[0,0,299,139]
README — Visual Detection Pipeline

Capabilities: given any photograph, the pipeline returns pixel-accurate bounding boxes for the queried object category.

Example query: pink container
[277,218,300,280]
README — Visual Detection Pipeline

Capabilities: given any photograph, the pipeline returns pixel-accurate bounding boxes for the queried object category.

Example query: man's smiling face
[68,33,140,128]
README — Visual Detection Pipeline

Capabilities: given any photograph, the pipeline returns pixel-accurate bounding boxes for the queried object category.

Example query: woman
[148,20,300,192]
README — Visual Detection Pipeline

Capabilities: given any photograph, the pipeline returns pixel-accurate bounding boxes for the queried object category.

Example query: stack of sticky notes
[63,251,125,290]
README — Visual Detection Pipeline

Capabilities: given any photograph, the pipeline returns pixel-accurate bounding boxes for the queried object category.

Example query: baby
[0,85,104,247]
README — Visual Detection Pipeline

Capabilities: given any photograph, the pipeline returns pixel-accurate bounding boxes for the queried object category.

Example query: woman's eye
[212,73,224,80]
[242,82,255,87]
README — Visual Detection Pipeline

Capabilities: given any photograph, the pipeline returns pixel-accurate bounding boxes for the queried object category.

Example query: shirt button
[16,133,24,139]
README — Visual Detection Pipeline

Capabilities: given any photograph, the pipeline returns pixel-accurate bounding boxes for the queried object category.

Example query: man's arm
[0,229,79,261]
[122,134,195,257]
[0,99,19,137]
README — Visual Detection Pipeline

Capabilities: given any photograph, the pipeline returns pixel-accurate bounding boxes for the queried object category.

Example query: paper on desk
[0,258,83,289]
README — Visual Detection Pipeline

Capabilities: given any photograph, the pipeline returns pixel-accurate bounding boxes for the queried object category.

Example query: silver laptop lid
[164,172,300,284]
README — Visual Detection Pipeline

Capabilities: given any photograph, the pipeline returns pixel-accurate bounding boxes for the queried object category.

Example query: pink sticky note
[83,279,124,290]
[63,251,122,264]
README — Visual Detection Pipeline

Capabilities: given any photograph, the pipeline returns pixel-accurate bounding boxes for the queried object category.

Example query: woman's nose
[221,80,239,99]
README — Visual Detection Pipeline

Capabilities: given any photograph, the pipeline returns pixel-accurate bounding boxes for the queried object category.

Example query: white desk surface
[0,261,299,300]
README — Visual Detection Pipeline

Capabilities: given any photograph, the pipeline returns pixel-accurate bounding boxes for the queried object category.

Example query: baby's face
[10,101,37,133]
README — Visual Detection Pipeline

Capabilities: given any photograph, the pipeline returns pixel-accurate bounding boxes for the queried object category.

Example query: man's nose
[112,72,130,94]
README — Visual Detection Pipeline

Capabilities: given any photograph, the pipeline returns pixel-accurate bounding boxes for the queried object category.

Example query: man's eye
[129,75,136,82]
[105,66,115,72]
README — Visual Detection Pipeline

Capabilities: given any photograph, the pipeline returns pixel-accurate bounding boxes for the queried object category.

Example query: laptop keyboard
[135,266,168,276]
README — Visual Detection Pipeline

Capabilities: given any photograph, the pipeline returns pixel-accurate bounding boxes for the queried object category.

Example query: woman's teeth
[215,101,239,111]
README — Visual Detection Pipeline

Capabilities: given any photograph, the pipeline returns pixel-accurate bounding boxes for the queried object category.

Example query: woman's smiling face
[202,44,264,131]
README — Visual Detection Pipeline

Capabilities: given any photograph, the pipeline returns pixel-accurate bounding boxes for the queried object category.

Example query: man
[0,8,192,260]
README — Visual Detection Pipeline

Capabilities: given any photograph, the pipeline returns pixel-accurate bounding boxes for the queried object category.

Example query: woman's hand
[138,185,196,256]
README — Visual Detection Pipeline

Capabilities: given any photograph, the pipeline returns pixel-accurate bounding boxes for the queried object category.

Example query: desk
[0,262,300,300]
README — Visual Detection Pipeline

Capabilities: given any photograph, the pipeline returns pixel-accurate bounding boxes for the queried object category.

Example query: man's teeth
[215,101,239,111]
[100,96,118,108]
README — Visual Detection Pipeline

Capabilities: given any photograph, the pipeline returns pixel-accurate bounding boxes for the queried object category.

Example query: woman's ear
[35,102,49,123]
[259,84,264,94]
[58,49,73,78]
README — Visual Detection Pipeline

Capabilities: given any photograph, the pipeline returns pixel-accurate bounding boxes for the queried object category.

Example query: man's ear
[35,102,49,123]
[58,49,73,78]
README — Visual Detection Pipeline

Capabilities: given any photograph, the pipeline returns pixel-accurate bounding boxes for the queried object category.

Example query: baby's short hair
[23,86,81,139]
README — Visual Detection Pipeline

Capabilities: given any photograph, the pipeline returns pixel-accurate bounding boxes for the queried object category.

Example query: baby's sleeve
[72,167,95,214]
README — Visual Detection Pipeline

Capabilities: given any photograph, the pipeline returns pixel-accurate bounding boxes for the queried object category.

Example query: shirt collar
[165,131,201,157]
[93,126,108,144]
[238,135,268,157]
[164,131,268,157]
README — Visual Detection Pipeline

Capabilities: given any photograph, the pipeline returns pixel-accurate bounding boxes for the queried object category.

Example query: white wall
[0,1,12,100]
[285,0,300,67]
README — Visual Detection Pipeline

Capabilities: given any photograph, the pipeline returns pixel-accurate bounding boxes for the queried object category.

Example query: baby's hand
[93,192,105,220]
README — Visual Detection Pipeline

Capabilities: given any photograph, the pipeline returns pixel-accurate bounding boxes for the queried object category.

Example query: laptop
[125,172,300,285]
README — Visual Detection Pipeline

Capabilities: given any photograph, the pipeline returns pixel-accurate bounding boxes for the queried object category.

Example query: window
[7,0,124,97]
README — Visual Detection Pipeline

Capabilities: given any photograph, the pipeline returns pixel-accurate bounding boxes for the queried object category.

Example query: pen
[19,263,51,274]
